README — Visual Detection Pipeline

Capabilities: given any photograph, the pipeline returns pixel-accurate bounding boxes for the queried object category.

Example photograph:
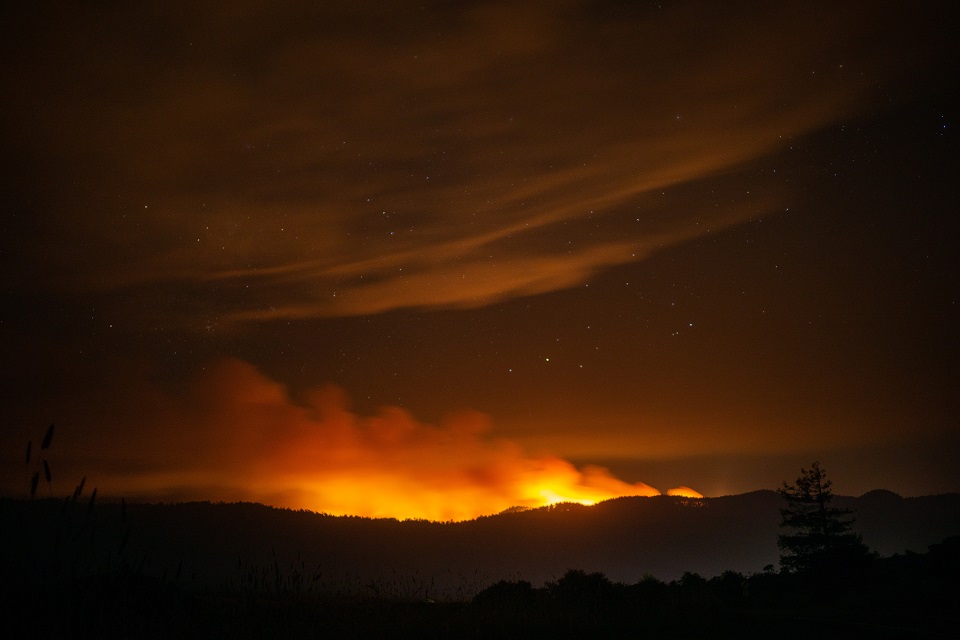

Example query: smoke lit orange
[666,486,704,499]
[45,359,698,521]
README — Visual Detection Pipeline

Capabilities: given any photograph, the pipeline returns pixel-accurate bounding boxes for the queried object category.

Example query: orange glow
[60,359,694,521]
[667,486,704,499]
[539,490,594,507]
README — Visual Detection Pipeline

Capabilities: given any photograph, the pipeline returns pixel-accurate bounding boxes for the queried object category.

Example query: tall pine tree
[777,461,871,573]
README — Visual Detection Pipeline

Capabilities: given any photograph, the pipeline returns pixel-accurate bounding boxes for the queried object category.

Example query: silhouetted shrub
[473,579,538,609]
[549,569,622,610]
[709,570,747,606]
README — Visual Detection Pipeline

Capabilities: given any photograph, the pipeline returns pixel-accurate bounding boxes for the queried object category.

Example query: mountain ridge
[4,490,958,599]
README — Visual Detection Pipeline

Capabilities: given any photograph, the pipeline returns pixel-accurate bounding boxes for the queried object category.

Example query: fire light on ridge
[287,466,669,522]
[540,489,596,507]
[667,486,704,499]
[60,359,700,522]
[288,471,692,521]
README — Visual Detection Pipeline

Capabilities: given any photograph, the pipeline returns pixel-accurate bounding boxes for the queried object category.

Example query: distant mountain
[838,490,960,557]
[4,490,958,599]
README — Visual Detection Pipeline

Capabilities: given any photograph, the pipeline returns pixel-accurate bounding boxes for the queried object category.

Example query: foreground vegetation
[3,495,957,639]
[4,548,959,638]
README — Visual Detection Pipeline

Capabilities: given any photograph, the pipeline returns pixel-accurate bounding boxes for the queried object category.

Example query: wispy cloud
[1,1,924,324]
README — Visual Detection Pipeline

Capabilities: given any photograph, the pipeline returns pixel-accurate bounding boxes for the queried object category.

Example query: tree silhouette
[777,461,871,574]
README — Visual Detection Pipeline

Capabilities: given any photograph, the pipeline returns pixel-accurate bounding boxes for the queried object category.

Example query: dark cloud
[1,1,931,322]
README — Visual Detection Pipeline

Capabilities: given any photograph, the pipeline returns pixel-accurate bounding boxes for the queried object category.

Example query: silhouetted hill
[3,491,959,600]
[839,491,960,557]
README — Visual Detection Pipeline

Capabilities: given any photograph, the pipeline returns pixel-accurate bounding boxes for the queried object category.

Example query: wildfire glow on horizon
[21,359,701,522]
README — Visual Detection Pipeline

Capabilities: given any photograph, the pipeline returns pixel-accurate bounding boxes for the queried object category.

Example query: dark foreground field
[3,496,958,638]
[4,554,959,639]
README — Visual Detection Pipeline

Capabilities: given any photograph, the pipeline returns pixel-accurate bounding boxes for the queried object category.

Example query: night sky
[2,1,957,520]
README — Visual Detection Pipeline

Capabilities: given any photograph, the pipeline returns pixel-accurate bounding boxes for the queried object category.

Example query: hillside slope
[4,491,958,598]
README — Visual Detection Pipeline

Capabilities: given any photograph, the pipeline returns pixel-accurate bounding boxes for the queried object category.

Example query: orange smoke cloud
[666,486,704,499]
[65,359,690,521]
